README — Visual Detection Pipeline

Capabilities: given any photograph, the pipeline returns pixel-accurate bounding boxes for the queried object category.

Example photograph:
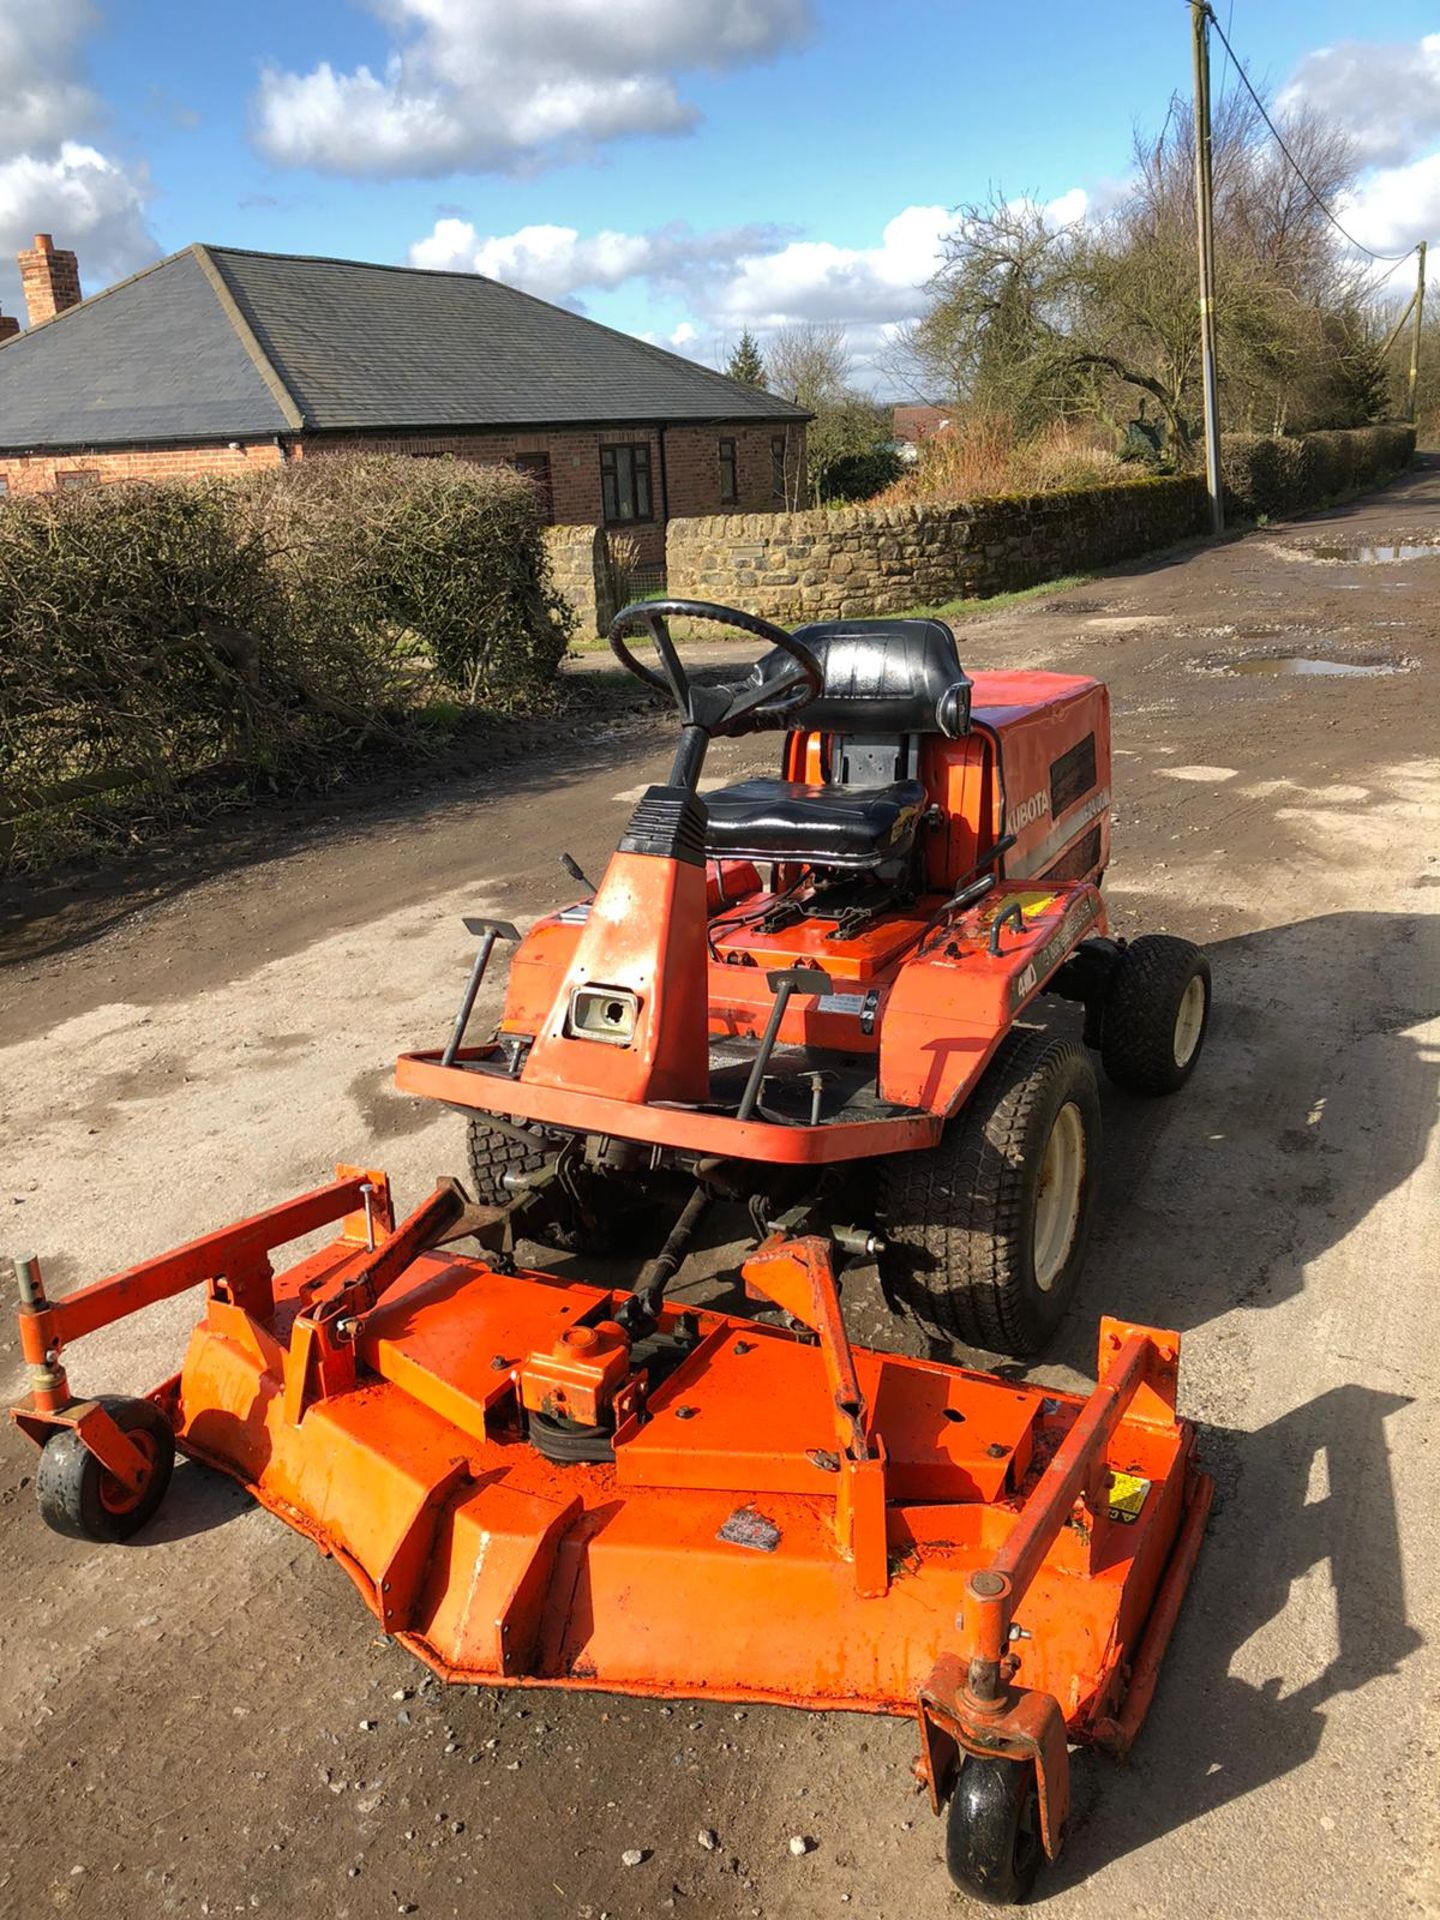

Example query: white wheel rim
[1033,1101,1086,1292]
[1173,974,1206,1068]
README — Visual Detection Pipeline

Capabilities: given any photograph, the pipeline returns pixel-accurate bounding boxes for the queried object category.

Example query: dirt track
[2,468,1438,1920]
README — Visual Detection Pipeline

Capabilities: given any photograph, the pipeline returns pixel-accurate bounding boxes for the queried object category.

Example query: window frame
[717,436,738,506]
[600,441,654,526]
[57,468,99,491]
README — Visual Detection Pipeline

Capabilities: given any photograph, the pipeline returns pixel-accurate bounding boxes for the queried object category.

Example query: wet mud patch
[346,1063,442,1140]
[1187,638,1414,680]
[1301,538,1440,564]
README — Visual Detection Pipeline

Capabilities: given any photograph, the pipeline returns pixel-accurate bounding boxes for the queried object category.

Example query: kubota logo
[1007,790,1049,835]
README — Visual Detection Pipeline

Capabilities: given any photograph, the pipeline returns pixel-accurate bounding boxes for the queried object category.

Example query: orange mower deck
[10,1169,1211,1887]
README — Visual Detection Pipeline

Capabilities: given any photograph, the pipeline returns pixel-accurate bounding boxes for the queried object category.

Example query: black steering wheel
[608,599,823,739]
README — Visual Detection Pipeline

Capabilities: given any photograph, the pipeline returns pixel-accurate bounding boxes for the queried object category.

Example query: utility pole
[1406,239,1427,424]
[1190,1,1223,533]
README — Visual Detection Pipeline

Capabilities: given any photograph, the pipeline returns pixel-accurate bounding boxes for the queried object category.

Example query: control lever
[441,917,520,1067]
[737,967,833,1122]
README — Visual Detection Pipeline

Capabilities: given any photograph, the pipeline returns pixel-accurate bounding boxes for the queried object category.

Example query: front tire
[35,1397,175,1543]
[1100,935,1211,1095]
[945,1755,1044,1905]
[878,1029,1101,1357]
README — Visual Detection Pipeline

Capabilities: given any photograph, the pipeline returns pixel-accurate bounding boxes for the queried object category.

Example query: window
[58,469,99,490]
[600,442,653,524]
[511,452,553,523]
[0,476,8,499]
[771,434,788,502]
[717,437,738,506]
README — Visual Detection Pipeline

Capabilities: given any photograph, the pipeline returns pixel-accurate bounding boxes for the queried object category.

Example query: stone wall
[543,523,613,637]
[666,476,1210,622]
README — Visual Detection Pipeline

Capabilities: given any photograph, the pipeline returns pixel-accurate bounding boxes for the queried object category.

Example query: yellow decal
[1107,1471,1152,1525]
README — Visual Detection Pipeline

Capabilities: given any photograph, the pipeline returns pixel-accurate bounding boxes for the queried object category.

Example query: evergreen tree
[726,329,767,389]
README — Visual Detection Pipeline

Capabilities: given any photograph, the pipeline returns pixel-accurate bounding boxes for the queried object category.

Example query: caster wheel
[945,1755,1043,1905]
[1100,934,1211,1095]
[35,1396,175,1543]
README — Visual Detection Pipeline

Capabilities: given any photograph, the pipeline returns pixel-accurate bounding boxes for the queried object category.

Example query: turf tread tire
[465,1117,548,1207]
[878,1029,1100,1357]
[1100,935,1211,1096]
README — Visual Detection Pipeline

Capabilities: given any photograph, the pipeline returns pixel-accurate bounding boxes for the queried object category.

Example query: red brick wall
[0,421,807,559]
[299,421,805,568]
[0,441,285,496]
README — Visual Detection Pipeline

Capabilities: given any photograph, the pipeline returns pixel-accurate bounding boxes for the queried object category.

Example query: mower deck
[179,1240,1188,1719]
[15,1172,1205,1748]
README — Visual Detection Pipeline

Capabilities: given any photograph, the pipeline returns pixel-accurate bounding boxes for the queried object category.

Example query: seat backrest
[751,618,971,735]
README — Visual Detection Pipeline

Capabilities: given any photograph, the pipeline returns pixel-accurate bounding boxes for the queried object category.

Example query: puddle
[1229,656,1404,678]
[1305,541,1440,563]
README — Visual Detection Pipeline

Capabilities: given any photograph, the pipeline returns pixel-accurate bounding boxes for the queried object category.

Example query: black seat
[704,776,927,868]
[702,619,969,869]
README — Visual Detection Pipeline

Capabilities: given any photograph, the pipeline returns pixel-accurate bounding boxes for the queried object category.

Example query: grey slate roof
[0,244,807,452]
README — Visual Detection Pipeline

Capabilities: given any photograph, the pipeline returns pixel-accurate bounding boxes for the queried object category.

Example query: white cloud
[709,205,953,329]
[0,3,157,319]
[0,4,101,160]
[408,202,957,392]
[413,203,954,329]
[1279,34,1440,262]
[408,214,796,306]
[1337,153,1440,258]
[1280,34,1440,168]
[0,144,155,293]
[253,0,814,178]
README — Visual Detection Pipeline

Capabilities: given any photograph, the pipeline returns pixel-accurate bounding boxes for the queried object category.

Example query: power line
[1201,3,1417,265]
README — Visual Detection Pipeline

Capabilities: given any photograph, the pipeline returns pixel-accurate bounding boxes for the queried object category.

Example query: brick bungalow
[0,236,809,567]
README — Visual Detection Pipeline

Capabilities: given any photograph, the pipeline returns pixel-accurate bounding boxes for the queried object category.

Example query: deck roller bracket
[740,1233,888,1596]
[442,918,520,1067]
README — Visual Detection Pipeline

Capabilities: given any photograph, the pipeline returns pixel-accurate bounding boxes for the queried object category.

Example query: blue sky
[2,2,1438,384]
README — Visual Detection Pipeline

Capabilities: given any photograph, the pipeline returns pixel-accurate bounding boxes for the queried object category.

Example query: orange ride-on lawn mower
[10,602,1214,1903]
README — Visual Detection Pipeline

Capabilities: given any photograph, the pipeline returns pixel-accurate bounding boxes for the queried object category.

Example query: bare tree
[908,89,1383,456]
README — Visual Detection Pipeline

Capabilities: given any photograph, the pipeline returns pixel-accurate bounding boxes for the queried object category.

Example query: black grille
[1043,823,1102,882]
[1050,733,1097,817]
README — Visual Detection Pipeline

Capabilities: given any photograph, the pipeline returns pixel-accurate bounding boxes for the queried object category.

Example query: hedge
[1220,423,1415,522]
[0,455,573,872]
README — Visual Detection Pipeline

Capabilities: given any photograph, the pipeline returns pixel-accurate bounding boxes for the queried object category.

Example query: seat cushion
[703,776,926,868]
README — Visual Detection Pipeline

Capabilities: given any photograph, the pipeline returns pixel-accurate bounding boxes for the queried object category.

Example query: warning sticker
[1107,1471,1152,1525]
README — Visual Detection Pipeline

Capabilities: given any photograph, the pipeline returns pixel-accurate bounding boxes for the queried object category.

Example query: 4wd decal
[1008,891,1101,1008]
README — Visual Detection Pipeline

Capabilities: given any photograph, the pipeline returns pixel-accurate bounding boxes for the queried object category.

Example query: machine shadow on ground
[1055,1379,1420,1884]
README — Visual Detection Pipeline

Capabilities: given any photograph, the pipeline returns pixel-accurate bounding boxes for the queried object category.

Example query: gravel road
[2,466,1437,1920]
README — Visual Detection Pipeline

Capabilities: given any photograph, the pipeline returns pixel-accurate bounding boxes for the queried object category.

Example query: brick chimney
[18,233,82,326]
[0,311,18,344]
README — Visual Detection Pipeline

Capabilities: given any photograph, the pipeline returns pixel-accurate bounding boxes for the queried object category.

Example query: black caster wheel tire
[1100,935,1211,1096]
[945,1755,1044,1905]
[35,1396,175,1543]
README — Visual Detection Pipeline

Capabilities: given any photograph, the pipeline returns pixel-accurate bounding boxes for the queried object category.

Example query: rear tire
[35,1396,175,1544]
[1100,935,1211,1095]
[878,1030,1100,1357]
